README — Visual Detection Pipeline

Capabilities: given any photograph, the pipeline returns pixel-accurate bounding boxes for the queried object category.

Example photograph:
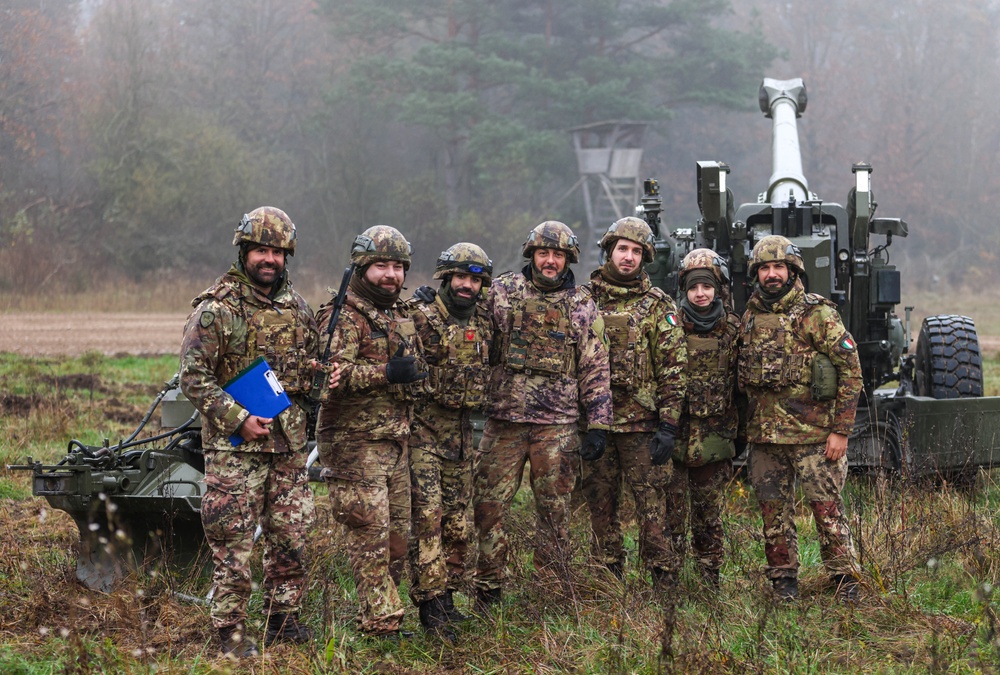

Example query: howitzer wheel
[914,315,983,399]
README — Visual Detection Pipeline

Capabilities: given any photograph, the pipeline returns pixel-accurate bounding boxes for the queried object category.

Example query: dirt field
[0,313,189,356]
[1,311,998,358]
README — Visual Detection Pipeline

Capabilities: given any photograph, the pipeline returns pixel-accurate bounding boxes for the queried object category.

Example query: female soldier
[668,248,742,589]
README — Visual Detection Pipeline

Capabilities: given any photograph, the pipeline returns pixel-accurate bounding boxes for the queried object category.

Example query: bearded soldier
[405,243,494,642]
[472,221,612,611]
[738,235,863,602]
[670,248,741,590]
[582,217,686,589]
[180,207,336,657]
[316,225,428,639]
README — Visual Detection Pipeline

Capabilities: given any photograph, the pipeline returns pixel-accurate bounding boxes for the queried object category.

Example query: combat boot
[606,560,624,581]
[219,623,260,658]
[473,587,502,615]
[442,590,469,622]
[650,567,677,593]
[264,612,313,646]
[700,566,721,591]
[771,576,798,602]
[832,574,860,604]
[419,596,458,643]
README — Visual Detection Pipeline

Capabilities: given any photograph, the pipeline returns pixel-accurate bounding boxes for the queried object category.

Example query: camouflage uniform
[670,316,740,577]
[738,237,863,585]
[316,226,425,635]
[583,268,686,577]
[664,249,741,579]
[473,226,612,594]
[180,218,318,632]
[406,289,492,605]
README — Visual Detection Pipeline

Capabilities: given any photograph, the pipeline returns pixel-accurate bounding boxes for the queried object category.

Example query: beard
[245,260,284,288]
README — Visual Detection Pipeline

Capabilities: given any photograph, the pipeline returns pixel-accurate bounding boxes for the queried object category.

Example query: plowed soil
[1,311,997,357]
[0,313,188,356]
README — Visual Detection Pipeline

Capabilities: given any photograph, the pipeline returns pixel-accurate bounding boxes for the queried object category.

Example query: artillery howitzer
[641,77,1000,476]
[8,374,325,592]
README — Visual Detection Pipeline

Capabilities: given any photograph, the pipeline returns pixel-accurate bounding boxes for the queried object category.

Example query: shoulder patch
[839,333,857,351]
[199,310,215,328]
[665,313,680,327]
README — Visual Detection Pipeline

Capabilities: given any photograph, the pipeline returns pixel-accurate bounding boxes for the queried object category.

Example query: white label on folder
[264,369,286,395]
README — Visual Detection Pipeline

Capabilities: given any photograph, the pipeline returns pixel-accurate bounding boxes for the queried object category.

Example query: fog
[1,0,996,292]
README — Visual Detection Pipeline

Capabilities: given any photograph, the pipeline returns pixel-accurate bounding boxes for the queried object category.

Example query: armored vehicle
[8,374,323,592]
[641,77,1000,476]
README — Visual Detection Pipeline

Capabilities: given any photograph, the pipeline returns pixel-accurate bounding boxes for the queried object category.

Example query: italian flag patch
[840,335,856,351]
[666,313,680,327]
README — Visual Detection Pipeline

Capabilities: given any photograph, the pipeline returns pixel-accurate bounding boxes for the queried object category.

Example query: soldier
[405,243,494,642]
[315,225,427,639]
[669,248,741,589]
[738,235,863,602]
[180,207,337,657]
[473,220,612,611]
[582,217,686,589]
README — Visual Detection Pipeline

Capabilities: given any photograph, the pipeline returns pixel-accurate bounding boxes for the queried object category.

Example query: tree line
[1,0,997,293]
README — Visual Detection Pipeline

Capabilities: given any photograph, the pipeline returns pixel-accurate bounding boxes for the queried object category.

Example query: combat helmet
[521,221,580,264]
[679,248,730,289]
[748,235,804,276]
[433,242,493,287]
[351,225,412,270]
[233,207,297,255]
[599,216,656,263]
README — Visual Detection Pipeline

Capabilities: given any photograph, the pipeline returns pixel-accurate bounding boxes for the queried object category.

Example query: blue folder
[222,357,292,446]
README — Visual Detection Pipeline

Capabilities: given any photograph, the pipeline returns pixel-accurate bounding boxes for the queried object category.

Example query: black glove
[734,438,748,460]
[649,422,677,466]
[580,429,607,461]
[385,345,427,384]
[413,285,437,304]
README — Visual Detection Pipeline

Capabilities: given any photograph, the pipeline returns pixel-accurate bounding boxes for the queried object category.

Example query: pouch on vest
[675,432,734,465]
[810,353,837,401]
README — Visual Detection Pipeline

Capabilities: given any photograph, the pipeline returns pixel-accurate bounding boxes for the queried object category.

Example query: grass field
[2,354,1000,673]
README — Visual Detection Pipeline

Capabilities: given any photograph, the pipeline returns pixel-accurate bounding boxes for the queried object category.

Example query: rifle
[308,264,355,402]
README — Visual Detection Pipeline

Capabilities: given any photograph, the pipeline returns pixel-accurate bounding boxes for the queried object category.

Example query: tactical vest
[416,302,491,409]
[346,294,427,402]
[600,290,663,392]
[504,290,578,378]
[738,294,830,391]
[685,314,739,418]
[210,281,312,395]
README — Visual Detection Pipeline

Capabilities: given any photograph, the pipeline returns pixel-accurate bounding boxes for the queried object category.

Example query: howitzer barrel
[759,77,810,206]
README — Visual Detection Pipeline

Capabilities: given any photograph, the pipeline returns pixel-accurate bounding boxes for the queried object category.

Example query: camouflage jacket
[179,267,319,452]
[406,293,492,411]
[485,267,612,429]
[586,271,686,433]
[737,281,862,443]
[676,309,740,466]
[404,293,492,462]
[315,289,424,445]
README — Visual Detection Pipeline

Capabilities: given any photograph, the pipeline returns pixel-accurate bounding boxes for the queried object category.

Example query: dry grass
[3,349,1000,671]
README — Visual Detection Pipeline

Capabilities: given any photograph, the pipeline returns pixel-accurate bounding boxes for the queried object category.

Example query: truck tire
[913,315,983,399]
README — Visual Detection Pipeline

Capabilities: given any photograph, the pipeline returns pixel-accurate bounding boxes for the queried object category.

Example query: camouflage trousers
[200,448,315,629]
[321,440,410,635]
[581,431,676,573]
[408,444,472,604]
[473,419,580,591]
[749,442,859,580]
[666,459,732,573]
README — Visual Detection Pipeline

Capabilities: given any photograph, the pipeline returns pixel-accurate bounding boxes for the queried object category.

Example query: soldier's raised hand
[413,285,437,304]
